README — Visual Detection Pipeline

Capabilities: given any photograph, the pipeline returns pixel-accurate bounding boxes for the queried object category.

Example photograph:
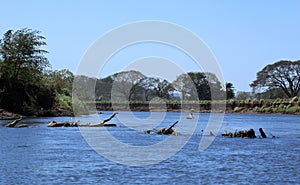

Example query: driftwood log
[5,117,28,128]
[48,112,118,127]
[222,128,273,138]
[146,121,179,136]
[222,128,256,138]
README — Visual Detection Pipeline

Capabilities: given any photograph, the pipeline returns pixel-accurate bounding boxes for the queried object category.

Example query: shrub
[285,106,300,114]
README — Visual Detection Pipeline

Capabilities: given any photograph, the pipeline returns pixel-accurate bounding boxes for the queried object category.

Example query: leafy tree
[95,76,113,101]
[173,72,223,100]
[226,82,235,99]
[0,28,53,114]
[205,72,225,100]
[172,73,198,100]
[46,69,74,95]
[254,88,287,99]
[110,70,145,101]
[138,77,175,101]
[72,75,97,101]
[0,28,49,84]
[251,60,300,98]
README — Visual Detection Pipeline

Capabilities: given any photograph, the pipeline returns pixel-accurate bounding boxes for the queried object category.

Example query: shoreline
[1,108,298,120]
[2,97,300,119]
[0,108,73,120]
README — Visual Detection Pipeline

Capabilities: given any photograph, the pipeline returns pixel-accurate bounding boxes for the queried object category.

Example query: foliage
[235,91,252,100]
[0,29,76,115]
[110,70,145,101]
[254,88,287,99]
[172,72,224,100]
[0,28,55,114]
[251,60,300,98]
[56,93,72,110]
[95,76,113,101]
[226,82,235,99]
[138,77,175,101]
[46,69,74,95]
[0,28,49,83]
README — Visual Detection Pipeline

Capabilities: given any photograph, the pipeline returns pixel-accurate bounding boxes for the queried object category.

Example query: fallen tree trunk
[48,112,118,127]
[5,117,23,127]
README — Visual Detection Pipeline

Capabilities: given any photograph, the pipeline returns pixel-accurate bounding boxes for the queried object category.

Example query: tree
[251,60,300,98]
[73,75,97,101]
[46,69,74,95]
[0,28,53,114]
[95,76,114,101]
[173,72,223,100]
[172,73,198,100]
[138,77,175,101]
[110,70,145,101]
[226,82,235,99]
[205,72,225,100]
[254,88,287,99]
[0,28,49,84]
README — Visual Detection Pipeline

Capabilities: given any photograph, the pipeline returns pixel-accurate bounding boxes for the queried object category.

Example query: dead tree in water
[5,117,23,127]
[222,128,256,138]
[259,128,267,138]
[154,121,179,135]
[48,112,118,127]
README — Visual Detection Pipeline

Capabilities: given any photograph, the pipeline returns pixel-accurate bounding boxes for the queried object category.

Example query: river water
[0,112,299,184]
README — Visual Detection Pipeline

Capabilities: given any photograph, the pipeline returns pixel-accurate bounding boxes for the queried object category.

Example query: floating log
[48,121,79,127]
[16,124,28,128]
[222,128,256,138]
[47,112,118,127]
[259,128,267,138]
[5,117,23,127]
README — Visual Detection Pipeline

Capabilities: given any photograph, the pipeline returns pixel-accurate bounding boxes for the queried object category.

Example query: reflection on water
[0,112,299,184]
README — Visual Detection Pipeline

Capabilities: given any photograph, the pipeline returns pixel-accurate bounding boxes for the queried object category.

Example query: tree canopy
[0,28,49,83]
[226,82,235,99]
[172,72,224,100]
[251,60,300,98]
[0,28,75,115]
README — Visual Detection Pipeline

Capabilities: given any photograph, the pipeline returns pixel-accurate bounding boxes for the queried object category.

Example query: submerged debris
[5,117,28,128]
[221,128,272,138]
[146,121,179,136]
[186,112,194,119]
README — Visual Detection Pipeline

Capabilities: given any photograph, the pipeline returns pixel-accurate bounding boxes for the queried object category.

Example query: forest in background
[1,28,300,118]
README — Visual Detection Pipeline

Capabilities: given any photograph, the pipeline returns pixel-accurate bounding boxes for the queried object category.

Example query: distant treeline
[73,70,234,102]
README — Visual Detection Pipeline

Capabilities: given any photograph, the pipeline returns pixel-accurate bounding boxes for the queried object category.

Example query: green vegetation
[0,28,73,116]
[251,60,300,98]
[92,98,300,114]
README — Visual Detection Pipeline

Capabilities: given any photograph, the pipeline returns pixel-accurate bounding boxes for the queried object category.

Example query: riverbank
[0,108,73,120]
[2,97,299,119]
[94,97,300,115]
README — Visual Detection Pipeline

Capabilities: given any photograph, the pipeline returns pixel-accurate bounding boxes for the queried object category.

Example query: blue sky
[1,0,299,91]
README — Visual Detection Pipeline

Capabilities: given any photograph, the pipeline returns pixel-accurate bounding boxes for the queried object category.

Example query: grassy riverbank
[2,97,299,119]
[94,97,300,115]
